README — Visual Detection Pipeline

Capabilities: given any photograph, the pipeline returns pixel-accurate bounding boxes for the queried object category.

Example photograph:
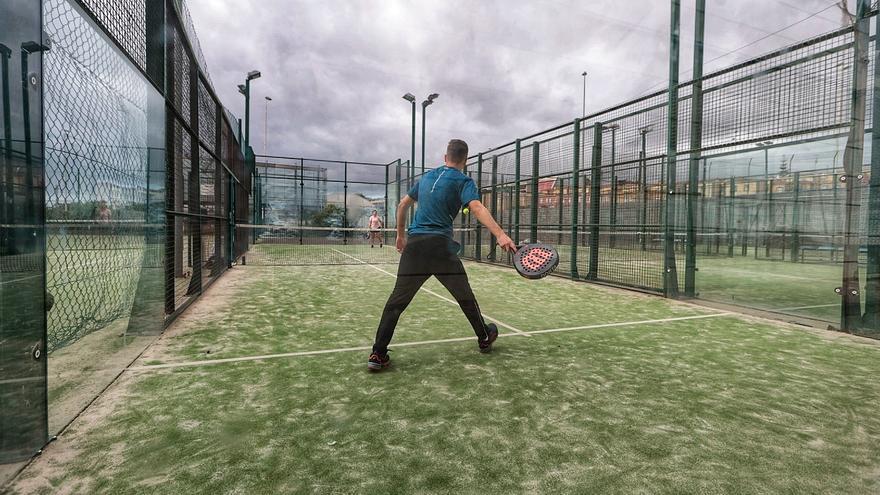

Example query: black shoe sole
[367,361,390,371]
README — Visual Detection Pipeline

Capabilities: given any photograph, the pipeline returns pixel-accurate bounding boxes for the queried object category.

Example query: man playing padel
[368,139,516,371]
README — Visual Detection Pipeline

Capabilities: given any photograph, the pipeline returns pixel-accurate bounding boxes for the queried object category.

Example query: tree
[310,204,345,227]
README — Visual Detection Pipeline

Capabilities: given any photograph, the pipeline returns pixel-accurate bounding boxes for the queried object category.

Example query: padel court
[13,248,880,494]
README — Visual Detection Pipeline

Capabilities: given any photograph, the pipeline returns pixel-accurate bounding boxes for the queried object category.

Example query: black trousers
[372,235,488,354]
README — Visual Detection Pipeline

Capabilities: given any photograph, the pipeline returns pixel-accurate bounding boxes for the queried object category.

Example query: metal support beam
[490,155,498,261]
[570,118,581,278]
[790,172,801,262]
[727,177,735,257]
[663,0,681,297]
[684,0,705,296]
[841,0,870,330]
[514,140,521,245]
[531,143,539,243]
[864,7,880,327]
[476,153,483,260]
[588,124,602,280]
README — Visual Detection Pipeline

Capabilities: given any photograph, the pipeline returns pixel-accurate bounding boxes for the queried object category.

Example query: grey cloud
[189,0,843,166]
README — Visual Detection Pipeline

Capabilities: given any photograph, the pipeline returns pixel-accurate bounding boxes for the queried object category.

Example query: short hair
[446,139,469,165]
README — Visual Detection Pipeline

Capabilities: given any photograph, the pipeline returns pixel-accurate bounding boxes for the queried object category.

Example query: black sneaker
[367,352,391,371]
[478,323,499,354]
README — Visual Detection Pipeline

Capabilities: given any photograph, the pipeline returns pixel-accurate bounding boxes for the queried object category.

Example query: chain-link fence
[461,10,880,338]
[246,157,399,265]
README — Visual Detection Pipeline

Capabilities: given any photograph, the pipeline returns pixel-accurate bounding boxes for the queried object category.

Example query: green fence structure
[461,3,880,340]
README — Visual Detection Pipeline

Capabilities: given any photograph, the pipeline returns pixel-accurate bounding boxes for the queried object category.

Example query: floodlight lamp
[247,70,261,80]
[238,84,247,95]
[266,96,273,101]
[428,93,439,102]
[402,93,416,102]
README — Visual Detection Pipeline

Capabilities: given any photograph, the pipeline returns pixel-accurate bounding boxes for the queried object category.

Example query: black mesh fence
[247,157,397,265]
[458,12,880,337]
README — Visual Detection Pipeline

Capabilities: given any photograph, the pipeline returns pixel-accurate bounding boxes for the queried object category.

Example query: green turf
[153,263,704,363]
[10,263,880,494]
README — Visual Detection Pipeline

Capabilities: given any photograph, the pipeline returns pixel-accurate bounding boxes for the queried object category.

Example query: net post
[570,118,580,279]
[588,123,602,280]
[684,0,705,296]
[490,155,498,261]
[514,139,521,245]
[476,153,483,261]
[530,142,539,243]
[663,0,681,298]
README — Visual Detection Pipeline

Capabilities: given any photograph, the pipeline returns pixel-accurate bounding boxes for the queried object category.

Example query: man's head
[371,210,378,215]
[444,139,469,169]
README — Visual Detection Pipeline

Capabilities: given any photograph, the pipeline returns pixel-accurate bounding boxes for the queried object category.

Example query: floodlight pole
[581,71,587,118]
[402,93,416,188]
[242,70,261,150]
[421,94,438,175]
[263,96,272,155]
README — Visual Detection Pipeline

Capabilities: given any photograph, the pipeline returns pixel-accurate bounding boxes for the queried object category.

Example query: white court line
[528,313,731,335]
[330,248,530,336]
[127,312,731,371]
[767,303,838,312]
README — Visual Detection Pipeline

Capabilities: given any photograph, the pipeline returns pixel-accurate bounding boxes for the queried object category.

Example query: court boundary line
[126,312,730,371]
[329,248,531,336]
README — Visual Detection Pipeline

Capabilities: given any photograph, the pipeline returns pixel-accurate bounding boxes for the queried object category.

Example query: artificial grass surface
[10,262,880,494]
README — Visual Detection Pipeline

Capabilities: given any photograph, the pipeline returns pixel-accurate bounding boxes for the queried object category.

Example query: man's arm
[467,199,516,252]
[395,195,415,252]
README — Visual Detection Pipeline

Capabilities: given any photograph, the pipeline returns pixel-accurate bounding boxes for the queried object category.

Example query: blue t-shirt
[407,166,480,238]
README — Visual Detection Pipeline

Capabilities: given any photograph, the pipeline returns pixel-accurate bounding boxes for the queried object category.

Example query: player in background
[368,209,383,248]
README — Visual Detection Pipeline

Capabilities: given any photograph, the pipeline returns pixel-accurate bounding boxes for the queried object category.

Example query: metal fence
[460,8,880,338]
[246,157,403,265]
[1,0,253,464]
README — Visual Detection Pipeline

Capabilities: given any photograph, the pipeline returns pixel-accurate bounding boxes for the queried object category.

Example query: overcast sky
[188,0,851,166]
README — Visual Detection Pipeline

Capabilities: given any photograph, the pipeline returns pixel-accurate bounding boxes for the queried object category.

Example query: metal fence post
[588,123,602,280]
[727,177,735,257]
[514,139,521,244]
[663,0,681,297]
[531,142,539,243]
[557,176,565,246]
[684,0,705,296]
[865,7,880,327]
[476,153,483,261]
[570,118,581,278]
[490,155,498,260]
[343,161,348,245]
[790,172,801,262]
[841,0,870,330]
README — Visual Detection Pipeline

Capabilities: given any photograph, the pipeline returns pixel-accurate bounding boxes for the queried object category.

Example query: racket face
[513,244,559,279]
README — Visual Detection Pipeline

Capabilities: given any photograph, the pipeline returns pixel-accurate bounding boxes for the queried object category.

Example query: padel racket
[513,243,559,279]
